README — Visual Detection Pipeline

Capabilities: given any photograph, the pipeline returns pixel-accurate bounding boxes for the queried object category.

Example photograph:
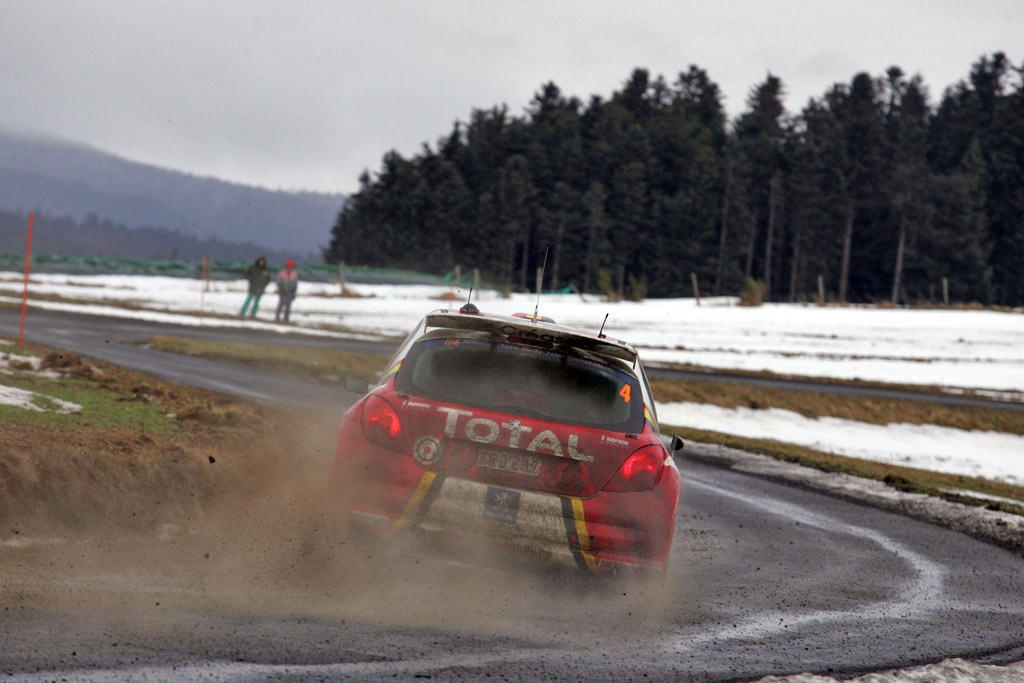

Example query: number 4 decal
[619,384,631,403]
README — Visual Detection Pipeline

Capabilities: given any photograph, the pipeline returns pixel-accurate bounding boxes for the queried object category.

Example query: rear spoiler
[425,311,638,364]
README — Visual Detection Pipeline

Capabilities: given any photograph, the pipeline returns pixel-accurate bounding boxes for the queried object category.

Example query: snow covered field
[4,272,1023,390]
[2,272,1023,485]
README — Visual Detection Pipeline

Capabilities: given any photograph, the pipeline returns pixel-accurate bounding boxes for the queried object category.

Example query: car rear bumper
[334,435,678,576]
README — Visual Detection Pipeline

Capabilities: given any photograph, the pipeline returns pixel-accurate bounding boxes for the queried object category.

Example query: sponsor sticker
[403,400,432,408]
[436,406,593,461]
[484,487,521,524]
[413,436,442,465]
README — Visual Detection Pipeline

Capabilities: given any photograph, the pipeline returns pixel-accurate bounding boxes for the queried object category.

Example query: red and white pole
[17,211,34,345]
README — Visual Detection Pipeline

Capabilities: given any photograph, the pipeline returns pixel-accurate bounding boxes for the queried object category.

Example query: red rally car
[332,306,682,576]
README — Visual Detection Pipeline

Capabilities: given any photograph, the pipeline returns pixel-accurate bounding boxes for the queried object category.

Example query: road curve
[2,306,1024,680]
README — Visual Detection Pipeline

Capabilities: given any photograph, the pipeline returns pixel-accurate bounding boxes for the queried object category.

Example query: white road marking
[671,473,947,650]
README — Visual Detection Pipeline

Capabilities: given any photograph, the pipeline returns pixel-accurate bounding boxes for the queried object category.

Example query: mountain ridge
[0,129,345,259]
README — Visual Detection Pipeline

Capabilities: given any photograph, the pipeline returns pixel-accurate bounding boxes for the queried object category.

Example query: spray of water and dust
[0,410,698,648]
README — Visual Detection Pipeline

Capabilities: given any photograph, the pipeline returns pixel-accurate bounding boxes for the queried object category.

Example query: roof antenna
[532,245,550,322]
[460,287,479,315]
[597,312,609,339]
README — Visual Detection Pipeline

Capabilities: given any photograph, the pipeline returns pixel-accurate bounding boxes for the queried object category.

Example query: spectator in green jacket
[240,256,272,317]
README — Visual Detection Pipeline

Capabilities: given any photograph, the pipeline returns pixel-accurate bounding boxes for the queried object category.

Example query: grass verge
[145,334,391,383]
[0,355,184,433]
[653,362,1024,404]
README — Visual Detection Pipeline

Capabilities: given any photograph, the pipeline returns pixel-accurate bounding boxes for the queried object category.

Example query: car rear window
[395,337,644,432]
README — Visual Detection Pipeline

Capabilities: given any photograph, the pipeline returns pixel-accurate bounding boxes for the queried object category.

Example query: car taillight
[604,445,664,492]
[361,395,406,452]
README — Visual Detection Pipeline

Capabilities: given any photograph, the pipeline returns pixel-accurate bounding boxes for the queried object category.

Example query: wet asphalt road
[2,307,1024,680]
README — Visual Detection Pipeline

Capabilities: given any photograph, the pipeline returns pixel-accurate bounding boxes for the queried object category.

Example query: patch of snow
[0,384,81,413]
[0,351,62,378]
[6,352,41,370]
[658,401,1024,486]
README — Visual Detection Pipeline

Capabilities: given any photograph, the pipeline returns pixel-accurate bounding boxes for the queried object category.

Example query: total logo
[436,407,594,462]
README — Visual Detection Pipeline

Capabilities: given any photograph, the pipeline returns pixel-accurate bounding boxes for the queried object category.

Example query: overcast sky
[1,0,1021,195]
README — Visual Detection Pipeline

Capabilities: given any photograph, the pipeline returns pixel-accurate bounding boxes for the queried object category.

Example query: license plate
[476,448,542,477]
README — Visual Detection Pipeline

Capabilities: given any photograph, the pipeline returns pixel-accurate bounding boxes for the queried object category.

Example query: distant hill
[0,129,345,259]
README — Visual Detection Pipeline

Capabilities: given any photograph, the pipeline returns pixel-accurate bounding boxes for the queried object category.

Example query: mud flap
[560,496,597,574]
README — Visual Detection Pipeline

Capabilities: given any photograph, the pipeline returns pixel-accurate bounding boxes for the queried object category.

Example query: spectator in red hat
[275,259,299,322]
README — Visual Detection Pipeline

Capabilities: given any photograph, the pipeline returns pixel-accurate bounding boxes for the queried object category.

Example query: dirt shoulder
[0,338,339,539]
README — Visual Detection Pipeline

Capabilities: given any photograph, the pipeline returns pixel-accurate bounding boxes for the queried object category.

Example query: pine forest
[325,54,1024,305]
